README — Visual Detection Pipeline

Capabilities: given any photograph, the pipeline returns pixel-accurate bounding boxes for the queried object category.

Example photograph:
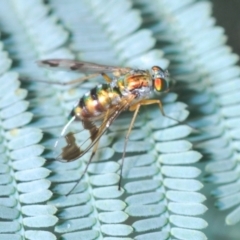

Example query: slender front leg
[129,99,182,124]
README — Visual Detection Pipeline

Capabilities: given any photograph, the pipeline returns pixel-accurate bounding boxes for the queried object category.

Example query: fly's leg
[133,99,200,133]
[118,98,187,190]
[129,99,183,124]
[66,109,111,196]
[101,73,112,83]
[118,103,142,190]
[66,140,100,196]
[64,72,113,85]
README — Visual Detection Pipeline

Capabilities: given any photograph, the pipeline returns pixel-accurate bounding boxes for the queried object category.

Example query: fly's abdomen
[71,83,122,120]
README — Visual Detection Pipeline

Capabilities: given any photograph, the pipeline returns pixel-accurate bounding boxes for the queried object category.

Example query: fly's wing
[54,94,136,162]
[37,59,132,76]
[54,119,99,162]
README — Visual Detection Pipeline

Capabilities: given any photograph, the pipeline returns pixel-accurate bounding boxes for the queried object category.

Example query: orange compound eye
[154,78,162,91]
[151,66,169,92]
[154,78,169,92]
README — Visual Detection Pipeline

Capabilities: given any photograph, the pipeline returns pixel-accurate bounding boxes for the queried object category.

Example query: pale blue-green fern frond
[1,0,238,239]
[132,0,240,230]
[0,6,57,240]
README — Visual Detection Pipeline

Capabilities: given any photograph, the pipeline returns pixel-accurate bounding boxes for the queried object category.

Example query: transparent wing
[54,95,136,162]
[37,59,132,75]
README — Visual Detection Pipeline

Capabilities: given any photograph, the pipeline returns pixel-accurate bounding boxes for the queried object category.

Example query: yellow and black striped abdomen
[71,83,122,120]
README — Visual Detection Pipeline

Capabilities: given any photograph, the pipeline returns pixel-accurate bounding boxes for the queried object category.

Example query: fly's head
[151,66,170,93]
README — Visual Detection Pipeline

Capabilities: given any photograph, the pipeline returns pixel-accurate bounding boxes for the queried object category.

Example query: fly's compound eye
[153,78,169,92]
[151,66,169,92]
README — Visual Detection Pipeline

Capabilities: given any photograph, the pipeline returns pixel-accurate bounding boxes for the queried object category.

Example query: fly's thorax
[70,83,122,120]
[117,70,153,98]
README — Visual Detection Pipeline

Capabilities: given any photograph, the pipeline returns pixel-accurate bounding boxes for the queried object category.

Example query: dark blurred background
[212,0,240,56]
